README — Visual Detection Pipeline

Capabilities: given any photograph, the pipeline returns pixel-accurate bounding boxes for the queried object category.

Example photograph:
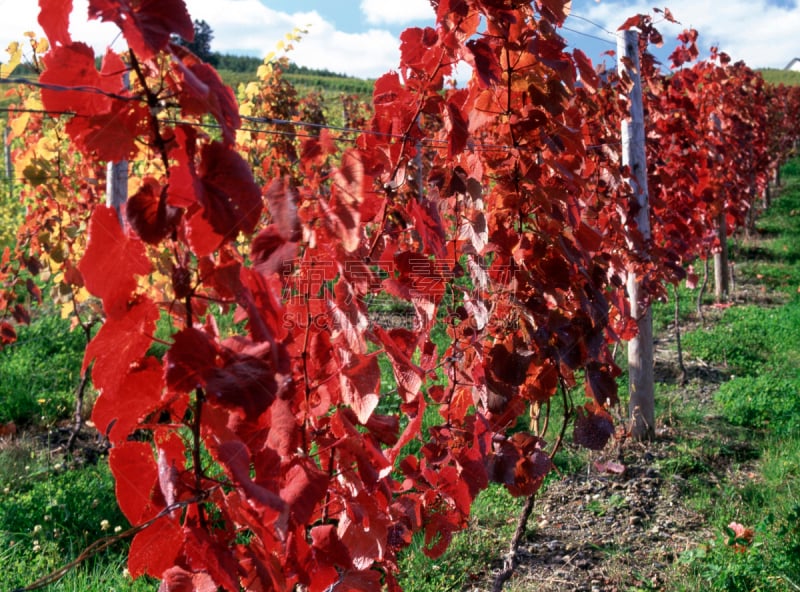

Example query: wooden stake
[3,125,12,199]
[618,30,655,441]
[714,211,729,302]
[105,72,129,227]
[106,160,128,227]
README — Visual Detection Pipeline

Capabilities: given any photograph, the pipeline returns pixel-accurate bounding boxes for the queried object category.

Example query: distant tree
[175,19,216,65]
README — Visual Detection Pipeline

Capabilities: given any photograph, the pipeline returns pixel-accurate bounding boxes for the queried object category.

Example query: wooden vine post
[105,160,128,224]
[105,72,129,226]
[714,211,730,302]
[3,125,11,198]
[618,30,655,440]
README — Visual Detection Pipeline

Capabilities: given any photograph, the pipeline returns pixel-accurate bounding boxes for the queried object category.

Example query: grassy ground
[663,164,800,591]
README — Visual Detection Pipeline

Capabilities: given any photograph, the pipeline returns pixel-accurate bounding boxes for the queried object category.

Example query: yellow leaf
[73,286,91,304]
[10,112,30,138]
[34,37,49,54]
[0,41,21,78]
[257,63,272,80]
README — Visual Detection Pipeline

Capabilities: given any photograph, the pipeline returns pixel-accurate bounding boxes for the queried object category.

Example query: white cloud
[360,0,434,25]
[0,0,404,79]
[185,1,402,78]
[575,0,800,69]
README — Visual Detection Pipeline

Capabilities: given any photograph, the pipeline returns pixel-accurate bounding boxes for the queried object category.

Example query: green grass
[0,313,86,426]
[0,440,155,591]
[682,303,799,375]
[736,159,800,293]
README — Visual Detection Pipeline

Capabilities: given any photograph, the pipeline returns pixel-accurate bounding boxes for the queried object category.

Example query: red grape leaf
[536,0,572,24]
[336,570,384,592]
[573,49,599,92]
[197,141,263,244]
[109,440,163,523]
[281,459,329,527]
[593,460,626,475]
[310,524,352,569]
[38,0,72,47]
[264,177,301,241]
[372,325,424,403]
[266,397,299,458]
[0,321,16,345]
[340,353,380,424]
[157,567,217,592]
[127,177,182,244]
[216,441,287,517]
[409,198,447,257]
[165,327,218,392]
[443,98,469,158]
[91,356,165,442]
[172,53,241,145]
[79,205,151,315]
[205,353,278,419]
[88,0,193,59]
[337,500,388,571]
[489,433,552,496]
[251,225,299,277]
[40,43,111,115]
[128,517,183,579]
[466,39,501,88]
[66,104,149,161]
[585,362,619,406]
[83,296,159,394]
[573,401,615,451]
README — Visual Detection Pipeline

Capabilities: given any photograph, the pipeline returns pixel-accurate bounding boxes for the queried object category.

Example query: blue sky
[1,1,799,79]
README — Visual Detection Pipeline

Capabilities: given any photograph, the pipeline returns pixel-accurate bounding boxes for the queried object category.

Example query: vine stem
[493,377,572,591]
[185,294,207,528]
[66,287,96,453]
[491,493,537,592]
[128,50,172,175]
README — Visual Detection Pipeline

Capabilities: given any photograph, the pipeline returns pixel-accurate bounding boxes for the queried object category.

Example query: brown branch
[492,493,537,592]
[66,287,97,453]
[184,293,207,529]
[128,50,172,176]
[493,375,573,591]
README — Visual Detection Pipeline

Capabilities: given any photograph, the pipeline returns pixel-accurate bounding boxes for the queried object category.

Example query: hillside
[214,54,374,97]
[759,68,800,86]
